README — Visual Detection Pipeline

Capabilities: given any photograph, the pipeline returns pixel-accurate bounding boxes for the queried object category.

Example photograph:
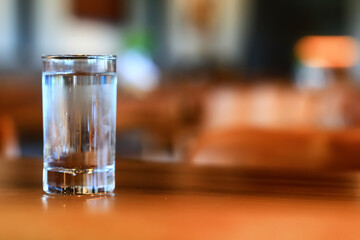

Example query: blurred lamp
[295,36,359,68]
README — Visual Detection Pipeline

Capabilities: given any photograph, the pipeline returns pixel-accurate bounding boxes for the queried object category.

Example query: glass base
[43,166,115,195]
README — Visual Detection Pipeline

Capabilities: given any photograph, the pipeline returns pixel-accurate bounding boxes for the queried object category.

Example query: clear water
[42,73,117,194]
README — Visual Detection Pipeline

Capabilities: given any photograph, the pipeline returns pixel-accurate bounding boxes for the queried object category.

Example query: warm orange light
[295,36,359,68]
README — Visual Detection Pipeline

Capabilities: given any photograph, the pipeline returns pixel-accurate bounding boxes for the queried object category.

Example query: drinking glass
[42,55,117,194]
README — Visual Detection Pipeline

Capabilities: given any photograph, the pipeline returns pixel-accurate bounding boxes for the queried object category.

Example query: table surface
[2,158,360,240]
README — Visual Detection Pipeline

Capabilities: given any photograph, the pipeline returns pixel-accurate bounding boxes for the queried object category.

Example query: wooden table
[1,158,360,239]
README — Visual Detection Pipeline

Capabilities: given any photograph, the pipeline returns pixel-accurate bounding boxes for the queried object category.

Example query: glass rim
[42,55,116,60]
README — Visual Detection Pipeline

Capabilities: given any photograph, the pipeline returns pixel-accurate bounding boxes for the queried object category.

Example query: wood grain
[1,158,360,239]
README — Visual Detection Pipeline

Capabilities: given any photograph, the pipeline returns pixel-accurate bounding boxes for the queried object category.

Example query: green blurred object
[124,29,155,55]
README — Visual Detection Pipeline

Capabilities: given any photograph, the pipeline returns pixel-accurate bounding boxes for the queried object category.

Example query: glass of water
[42,55,117,194]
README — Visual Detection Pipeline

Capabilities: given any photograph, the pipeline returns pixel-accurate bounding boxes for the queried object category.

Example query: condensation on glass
[42,55,117,194]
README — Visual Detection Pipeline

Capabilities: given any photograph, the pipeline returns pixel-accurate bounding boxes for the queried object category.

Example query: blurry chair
[202,84,356,130]
[202,85,319,129]
[0,116,20,159]
[188,127,360,170]
[189,83,360,169]
[188,128,327,170]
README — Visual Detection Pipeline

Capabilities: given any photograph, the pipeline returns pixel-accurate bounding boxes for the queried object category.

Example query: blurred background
[2,0,360,171]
